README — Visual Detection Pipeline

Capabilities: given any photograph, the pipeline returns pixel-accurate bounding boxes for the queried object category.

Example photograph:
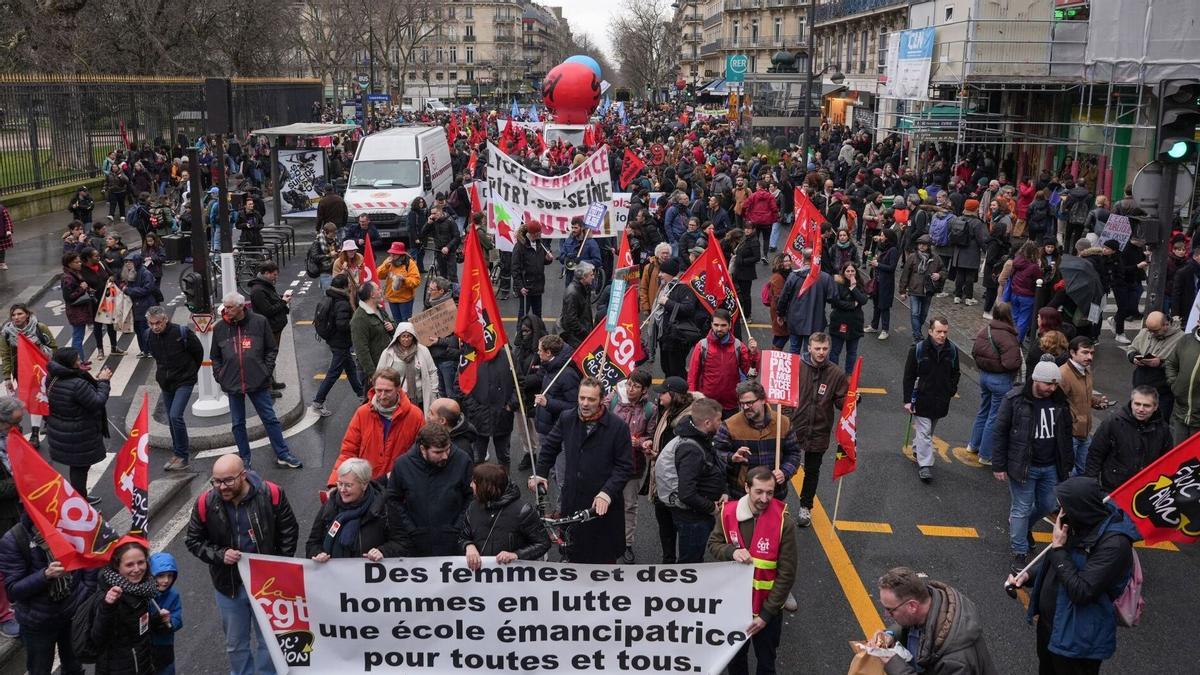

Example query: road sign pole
[1145,162,1180,314]
[191,325,228,418]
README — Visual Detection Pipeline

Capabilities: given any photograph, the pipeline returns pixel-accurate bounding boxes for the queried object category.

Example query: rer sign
[725,54,749,83]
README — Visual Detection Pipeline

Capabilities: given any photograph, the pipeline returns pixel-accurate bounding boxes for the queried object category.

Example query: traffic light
[1155,79,1200,163]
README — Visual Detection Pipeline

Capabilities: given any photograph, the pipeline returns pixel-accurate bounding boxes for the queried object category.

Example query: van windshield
[348,160,421,189]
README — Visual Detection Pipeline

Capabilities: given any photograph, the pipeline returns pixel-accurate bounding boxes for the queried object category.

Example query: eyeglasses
[209,471,244,488]
[881,598,912,614]
[738,398,761,408]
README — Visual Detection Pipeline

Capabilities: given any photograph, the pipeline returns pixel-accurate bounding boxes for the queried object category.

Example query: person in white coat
[376,322,439,414]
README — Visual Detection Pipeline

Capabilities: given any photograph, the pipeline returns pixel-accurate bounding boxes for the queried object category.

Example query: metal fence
[0,75,322,197]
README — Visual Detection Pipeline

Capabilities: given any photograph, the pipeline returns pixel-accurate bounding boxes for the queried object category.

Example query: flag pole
[832,477,845,526]
[774,403,782,471]
[503,343,538,478]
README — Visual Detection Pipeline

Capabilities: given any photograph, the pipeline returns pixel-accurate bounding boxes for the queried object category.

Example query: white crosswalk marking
[46,325,143,396]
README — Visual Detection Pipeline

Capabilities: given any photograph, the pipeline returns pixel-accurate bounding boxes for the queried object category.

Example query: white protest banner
[761,350,801,407]
[276,149,328,216]
[883,28,935,101]
[240,555,752,674]
[486,142,614,238]
[1100,214,1132,250]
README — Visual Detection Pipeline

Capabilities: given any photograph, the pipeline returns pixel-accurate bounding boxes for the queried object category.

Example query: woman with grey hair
[305,458,404,561]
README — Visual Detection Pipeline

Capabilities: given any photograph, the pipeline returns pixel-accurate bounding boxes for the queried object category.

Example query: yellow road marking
[834,520,894,534]
[916,525,979,538]
[859,387,887,395]
[1031,532,1053,543]
[313,373,347,381]
[793,474,885,639]
[1134,540,1179,551]
[295,320,313,325]
[502,316,557,323]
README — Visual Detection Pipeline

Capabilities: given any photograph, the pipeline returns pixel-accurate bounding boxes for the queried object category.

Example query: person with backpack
[1062,182,1093,250]
[145,306,203,471]
[1006,477,1140,673]
[902,317,961,484]
[0,511,97,675]
[377,241,421,322]
[80,538,171,675]
[950,199,990,306]
[655,397,726,564]
[310,274,364,416]
[185,454,298,675]
[685,309,759,417]
[898,235,943,343]
[928,207,956,296]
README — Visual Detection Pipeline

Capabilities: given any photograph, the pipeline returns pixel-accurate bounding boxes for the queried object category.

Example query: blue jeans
[971,371,1014,461]
[769,222,782,249]
[21,620,83,675]
[1072,436,1091,477]
[70,323,86,357]
[437,360,459,398]
[671,514,714,564]
[318,273,332,291]
[160,385,194,459]
[829,335,859,370]
[909,295,931,342]
[227,388,290,464]
[1012,293,1036,343]
[389,300,414,322]
[771,335,788,349]
[214,587,275,675]
[788,334,809,355]
[313,348,364,404]
[1009,464,1059,555]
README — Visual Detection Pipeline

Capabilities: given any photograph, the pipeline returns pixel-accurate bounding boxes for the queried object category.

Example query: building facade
[810,0,908,129]
[679,0,810,86]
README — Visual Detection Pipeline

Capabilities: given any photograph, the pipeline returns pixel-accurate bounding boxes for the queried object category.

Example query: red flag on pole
[455,226,509,394]
[7,429,120,570]
[468,181,484,219]
[680,231,740,322]
[834,356,863,479]
[1107,431,1200,545]
[615,228,634,272]
[113,392,150,534]
[467,149,478,176]
[16,333,50,416]
[619,149,645,190]
[785,188,825,267]
[569,286,644,393]
[360,234,379,287]
[799,229,823,298]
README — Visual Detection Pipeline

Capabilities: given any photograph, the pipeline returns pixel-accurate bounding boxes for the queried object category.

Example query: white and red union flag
[16,333,49,416]
[570,286,644,394]
[113,392,150,535]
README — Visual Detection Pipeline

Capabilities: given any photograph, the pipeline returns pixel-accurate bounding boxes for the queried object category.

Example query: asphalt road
[24,230,1198,674]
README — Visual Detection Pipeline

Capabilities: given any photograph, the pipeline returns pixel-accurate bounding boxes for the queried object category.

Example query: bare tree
[391,0,445,102]
[608,0,679,101]
[294,0,359,99]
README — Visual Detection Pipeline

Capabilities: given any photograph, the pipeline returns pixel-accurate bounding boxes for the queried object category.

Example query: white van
[344,126,453,241]
[424,98,450,113]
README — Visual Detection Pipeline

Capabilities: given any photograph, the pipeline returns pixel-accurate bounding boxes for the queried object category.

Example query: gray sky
[548,0,617,64]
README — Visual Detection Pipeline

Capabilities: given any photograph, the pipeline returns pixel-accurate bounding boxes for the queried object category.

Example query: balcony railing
[723,34,805,50]
[684,13,702,23]
[684,32,701,43]
[464,35,476,43]
[700,39,723,57]
[813,0,907,24]
[704,13,723,29]
[496,33,517,43]
[724,0,763,10]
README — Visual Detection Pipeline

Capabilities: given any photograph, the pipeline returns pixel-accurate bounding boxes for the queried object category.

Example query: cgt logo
[249,558,315,667]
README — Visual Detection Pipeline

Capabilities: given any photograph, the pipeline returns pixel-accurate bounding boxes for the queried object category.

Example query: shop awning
[249,123,359,138]
[699,78,733,96]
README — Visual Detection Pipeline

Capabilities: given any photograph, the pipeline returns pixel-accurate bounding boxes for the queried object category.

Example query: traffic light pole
[187,150,229,417]
[1145,162,1180,318]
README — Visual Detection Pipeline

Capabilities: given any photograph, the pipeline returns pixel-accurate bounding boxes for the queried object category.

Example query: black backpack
[948,216,972,246]
[313,296,337,341]
[70,589,104,664]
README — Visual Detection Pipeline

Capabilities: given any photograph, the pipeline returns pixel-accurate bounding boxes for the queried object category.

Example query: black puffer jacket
[422,214,461,252]
[305,485,406,559]
[323,286,355,350]
[146,322,203,390]
[45,360,111,466]
[246,277,290,333]
[535,349,581,435]
[89,586,171,675]
[458,483,550,559]
[0,518,97,631]
[387,445,473,557]
[1085,404,1173,491]
[511,236,552,295]
[558,280,594,347]
[901,338,960,420]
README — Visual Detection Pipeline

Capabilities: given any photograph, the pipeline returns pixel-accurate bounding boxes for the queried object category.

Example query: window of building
[449,71,457,80]
[466,69,475,82]
[436,48,443,64]
[466,25,474,38]
[846,32,856,72]
[834,33,842,70]
[877,28,887,71]
[465,6,473,19]
[448,7,455,19]
[450,47,457,64]
[823,35,831,66]
[733,20,740,44]
[774,17,782,43]
[749,55,757,72]
[945,7,954,21]
[421,48,429,64]
[751,19,758,44]
[466,47,474,64]
[860,29,868,72]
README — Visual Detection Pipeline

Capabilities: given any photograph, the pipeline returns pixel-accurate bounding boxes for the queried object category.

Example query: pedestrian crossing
[38,324,152,398]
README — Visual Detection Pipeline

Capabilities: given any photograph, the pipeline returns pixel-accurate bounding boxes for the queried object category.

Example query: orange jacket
[327,393,425,486]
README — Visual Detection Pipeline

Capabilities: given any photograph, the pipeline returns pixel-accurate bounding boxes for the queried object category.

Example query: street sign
[190,313,214,334]
[725,55,749,83]
[366,93,390,103]
[1132,161,1194,210]
[356,74,370,89]
[605,279,627,333]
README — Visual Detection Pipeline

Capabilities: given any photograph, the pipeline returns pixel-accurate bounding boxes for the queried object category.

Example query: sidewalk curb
[104,473,198,534]
[127,319,305,452]
[20,272,62,307]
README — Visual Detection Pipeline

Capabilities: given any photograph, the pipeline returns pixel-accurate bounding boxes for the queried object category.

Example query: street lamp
[800,58,844,165]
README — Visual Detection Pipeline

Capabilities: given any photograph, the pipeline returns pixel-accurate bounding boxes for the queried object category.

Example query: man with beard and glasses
[386,422,473,557]
[715,380,802,500]
[531,377,634,563]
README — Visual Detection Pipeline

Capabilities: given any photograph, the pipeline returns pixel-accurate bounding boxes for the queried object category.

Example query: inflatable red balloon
[542,62,600,125]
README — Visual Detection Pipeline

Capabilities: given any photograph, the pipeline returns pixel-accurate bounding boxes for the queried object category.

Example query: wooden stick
[832,477,845,526]
[774,403,782,471]
[538,350,575,399]
[503,344,538,478]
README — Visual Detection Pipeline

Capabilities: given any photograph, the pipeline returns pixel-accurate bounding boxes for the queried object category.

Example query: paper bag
[93,280,121,324]
[112,291,134,334]
[846,643,886,675]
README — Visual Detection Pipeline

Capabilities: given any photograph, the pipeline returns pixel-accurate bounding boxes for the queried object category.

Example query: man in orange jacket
[326,367,424,488]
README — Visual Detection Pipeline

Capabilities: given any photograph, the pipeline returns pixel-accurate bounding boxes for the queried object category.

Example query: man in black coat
[145,306,203,471]
[310,274,363,415]
[315,185,347,234]
[902,317,960,484]
[511,221,553,318]
[1084,386,1173,491]
[422,205,462,282]
[462,356,517,467]
[531,377,634,563]
[656,258,707,378]
[1170,245,1200,325]
[246,260,290,396]
[664,398,727,564]
[387,422,473,557]
[558,261,596,347]
[533,335,580,436]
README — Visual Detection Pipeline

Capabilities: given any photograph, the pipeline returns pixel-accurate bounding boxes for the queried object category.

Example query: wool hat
[1031,356,1061,384]
[964,198,980,213]
[1103,239,1121,251]
[659,257,681,276]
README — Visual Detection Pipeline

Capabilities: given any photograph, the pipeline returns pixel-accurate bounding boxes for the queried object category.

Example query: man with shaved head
[186,454,298,675]
[428,397,478,460]
[1124,310,1182,421]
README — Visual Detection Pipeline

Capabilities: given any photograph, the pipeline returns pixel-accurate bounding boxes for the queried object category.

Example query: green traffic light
[1168,140,1190,159]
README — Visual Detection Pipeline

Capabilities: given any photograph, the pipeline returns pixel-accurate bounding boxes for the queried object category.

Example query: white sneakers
[878,331,889,340]
[1115,334,1131,345]
[795,506,812,527]
[965,299,979,306]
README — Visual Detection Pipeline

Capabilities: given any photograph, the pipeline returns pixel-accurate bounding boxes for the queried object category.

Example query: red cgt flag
[113,392,150,535]
[570,286,644,394]
[455,226,509,394]
[619,149,645,190]
[1108,431,1200,545]
[834,356,863,479]
[798,229,824,298]
[785,188,825,267]
[7,429,120,570]
[16,333,50,416]
[680,230,740,322]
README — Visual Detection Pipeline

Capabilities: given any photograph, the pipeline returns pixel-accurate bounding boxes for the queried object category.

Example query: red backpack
[196,480,281,524]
